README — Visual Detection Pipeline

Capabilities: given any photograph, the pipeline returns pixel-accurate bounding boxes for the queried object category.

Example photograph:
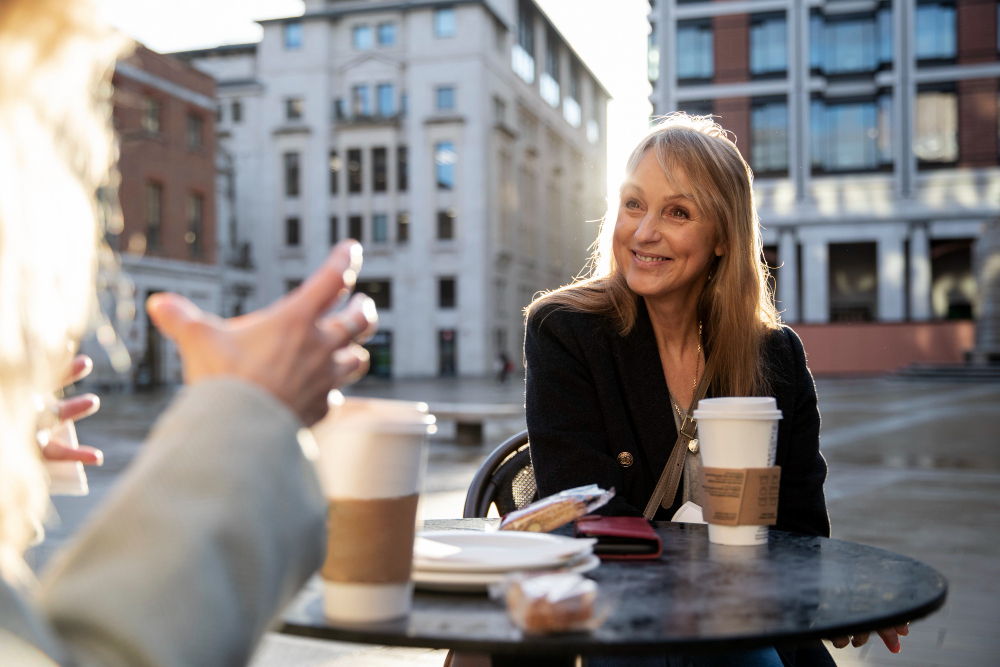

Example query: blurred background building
[169,0,609,379]
[649,0,1000,373]
[102,45,221,388]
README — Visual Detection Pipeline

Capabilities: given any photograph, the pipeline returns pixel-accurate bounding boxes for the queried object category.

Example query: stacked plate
[412,530,600,593]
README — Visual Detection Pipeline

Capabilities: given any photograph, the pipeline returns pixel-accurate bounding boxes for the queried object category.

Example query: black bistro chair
[462,429,538,519]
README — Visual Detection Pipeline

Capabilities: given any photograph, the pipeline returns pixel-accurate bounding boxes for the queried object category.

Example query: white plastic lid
[693,397,782,421]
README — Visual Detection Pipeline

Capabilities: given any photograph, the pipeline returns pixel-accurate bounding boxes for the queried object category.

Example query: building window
[186,113,203,150]
[540,30,561,108]
[373,214,388,243]
[434,7,456,38]
[142,97,161,134]
[347,148,362,193]
[437,209,456,240]
[364,330,393,378]
[357,280,391,309]
[397,145,408,191]
[231,100,242,123]
[145,182,162,248]
[284,21,303,50]
[329,150,341,195]
[438,278,457,308]
[352,25,373,50]
[348,215,363,242]
[493,96,507,125]
[513,0,535,84]
[438,329,457,376]
[750,13,787,78]
[915,88,958,165]
[915,1,956,62]
[372,147,388,192]
[676,19,713,82]
[435,141,456,190]
[829,243,877,322]
[284,152,300,197]
[810,94,892,173]
[809,7,892,75]
[751,98,789,174]
[334,98,347,120]
[351,85,371,117]
[285,217,301,246]
[377,84,395,117]
[678,99,714,116]
[436,86,455,111]
[396,212,410,243]
[400,92,408,116]
[285,97,304,121]
[186,193,203,256]
[329,216,339,245]
[378,22,396,47]
[931,239,976,319]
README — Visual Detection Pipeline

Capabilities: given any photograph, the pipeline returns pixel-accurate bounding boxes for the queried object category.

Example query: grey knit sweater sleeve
[35,378,326,667]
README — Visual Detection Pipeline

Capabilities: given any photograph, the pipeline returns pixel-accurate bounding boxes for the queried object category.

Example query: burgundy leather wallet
[574,515,662,560]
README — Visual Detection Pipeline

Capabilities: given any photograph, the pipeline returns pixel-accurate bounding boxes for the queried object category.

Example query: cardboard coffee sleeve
[323,495,420,584]
[698,466,782,527]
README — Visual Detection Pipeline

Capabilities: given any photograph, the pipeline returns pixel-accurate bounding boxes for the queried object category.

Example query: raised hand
[146,241,377,426]
[40,355,103,466]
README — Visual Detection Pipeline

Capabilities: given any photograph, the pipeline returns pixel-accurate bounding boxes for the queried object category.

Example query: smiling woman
[522,114,836,666]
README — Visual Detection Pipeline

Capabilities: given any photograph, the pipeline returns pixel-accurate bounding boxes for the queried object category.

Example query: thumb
[146,293,211,344]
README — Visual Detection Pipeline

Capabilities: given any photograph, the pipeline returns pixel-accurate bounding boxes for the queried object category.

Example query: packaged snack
[491,572,611,635]
[499,485,615,533]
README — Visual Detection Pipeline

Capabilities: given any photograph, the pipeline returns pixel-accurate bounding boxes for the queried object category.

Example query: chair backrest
[462,429,539,518]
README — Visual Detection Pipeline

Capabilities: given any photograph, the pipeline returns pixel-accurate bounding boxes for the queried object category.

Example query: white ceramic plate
[412,554,602,593]
[413,530,596,573]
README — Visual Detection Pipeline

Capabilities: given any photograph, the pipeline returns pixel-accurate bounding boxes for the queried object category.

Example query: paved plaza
[29,375,1000,666]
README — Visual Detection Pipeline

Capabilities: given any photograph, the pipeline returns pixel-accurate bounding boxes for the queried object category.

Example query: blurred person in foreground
[522,115,908,667]
[0,0,376,664]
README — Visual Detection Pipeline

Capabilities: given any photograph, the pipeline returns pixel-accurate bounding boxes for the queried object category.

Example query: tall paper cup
[692,397,781,546]
[310,396,435,622]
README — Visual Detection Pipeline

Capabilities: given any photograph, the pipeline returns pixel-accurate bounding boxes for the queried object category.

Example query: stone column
[878,235,906,321]
[973,217,1000,363]
[777,228,799,322]
[801,240,829,323]
[909,223,932,321]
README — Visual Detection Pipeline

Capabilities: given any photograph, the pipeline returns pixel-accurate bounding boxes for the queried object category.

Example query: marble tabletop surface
[280,518,947,655]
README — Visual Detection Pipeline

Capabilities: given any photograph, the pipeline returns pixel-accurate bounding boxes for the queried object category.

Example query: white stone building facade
[177,0,609,378]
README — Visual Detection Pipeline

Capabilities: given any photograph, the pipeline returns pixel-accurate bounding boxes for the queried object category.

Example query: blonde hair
[0,0,125,582]
[527,113,780,397]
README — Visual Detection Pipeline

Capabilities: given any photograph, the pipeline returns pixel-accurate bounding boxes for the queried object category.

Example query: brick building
[102,45,224,387]
[649,0,999,373]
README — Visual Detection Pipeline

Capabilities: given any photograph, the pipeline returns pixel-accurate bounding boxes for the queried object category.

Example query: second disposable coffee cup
[692,397,781,546]
[311,396,435,623]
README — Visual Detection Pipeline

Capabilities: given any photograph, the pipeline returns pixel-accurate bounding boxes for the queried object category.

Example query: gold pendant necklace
[671,321,702,454]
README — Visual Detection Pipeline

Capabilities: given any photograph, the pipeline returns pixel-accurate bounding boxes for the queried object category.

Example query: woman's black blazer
[524,299,830,537]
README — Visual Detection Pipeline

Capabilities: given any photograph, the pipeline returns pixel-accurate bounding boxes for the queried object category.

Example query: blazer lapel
[609,299,679,490]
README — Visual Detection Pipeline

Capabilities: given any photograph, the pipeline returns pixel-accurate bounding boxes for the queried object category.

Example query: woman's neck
[644,290,701,355]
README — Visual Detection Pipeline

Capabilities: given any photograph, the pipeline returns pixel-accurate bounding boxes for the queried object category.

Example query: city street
[29,375,1000,666]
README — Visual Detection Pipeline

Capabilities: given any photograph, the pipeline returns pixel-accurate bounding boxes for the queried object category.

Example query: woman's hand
[146,241,377,426]
[40,355,104,466]
[830,623,909,653]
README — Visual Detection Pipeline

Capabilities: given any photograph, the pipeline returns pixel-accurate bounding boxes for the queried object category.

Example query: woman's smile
[631,250,672,265]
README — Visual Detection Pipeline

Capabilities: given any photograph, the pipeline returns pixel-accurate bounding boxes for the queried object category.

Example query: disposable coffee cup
[311,396,436,623]
[692,397,782,546]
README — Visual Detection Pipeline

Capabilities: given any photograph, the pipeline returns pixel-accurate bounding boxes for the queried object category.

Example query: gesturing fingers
[830,637,850,649]
[285,241,363,319]
[57,394,100,422]
[318,293,378,350]
[42,440,104,466]
[65,355,93,385]
[851,632,870,648]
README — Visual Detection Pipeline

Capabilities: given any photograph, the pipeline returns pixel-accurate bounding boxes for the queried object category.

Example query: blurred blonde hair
[527,113,780,397]
[0,0,125,582]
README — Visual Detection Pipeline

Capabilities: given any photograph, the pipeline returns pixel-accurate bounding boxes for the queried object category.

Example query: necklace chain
[671,321,702,419]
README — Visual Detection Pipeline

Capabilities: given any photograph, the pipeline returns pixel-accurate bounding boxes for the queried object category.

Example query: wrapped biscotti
[499,484,615,533]
[492,572,612,634]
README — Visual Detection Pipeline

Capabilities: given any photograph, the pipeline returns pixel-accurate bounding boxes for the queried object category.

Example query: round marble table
[280,518,947,655]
